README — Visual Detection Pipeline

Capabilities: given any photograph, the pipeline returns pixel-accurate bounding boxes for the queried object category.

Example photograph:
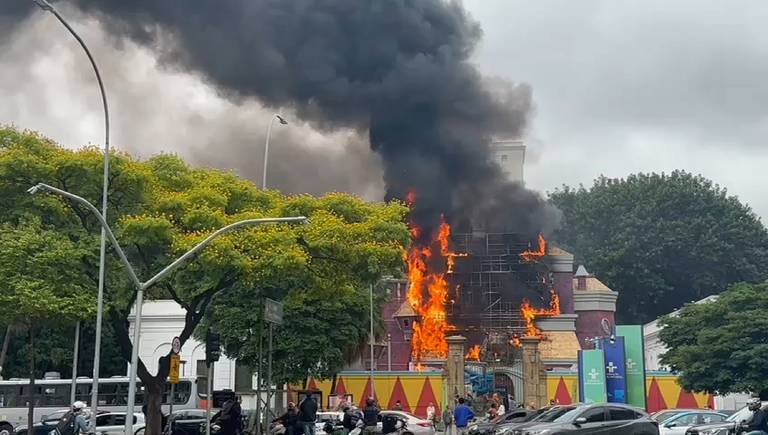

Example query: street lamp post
[28,183,307,435]
[30,0,111,423]
[262,114,288,189]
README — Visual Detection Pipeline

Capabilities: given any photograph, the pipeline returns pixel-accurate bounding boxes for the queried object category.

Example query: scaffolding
[450,232,551,338]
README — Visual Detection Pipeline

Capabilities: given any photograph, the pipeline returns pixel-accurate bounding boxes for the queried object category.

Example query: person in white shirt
[426,402,436,422]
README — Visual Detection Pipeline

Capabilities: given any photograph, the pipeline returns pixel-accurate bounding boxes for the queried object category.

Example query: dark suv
[512,403,659,435]
[685,402,768,435]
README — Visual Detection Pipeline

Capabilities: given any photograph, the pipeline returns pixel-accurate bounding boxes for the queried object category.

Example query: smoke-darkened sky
[2,1,768,221]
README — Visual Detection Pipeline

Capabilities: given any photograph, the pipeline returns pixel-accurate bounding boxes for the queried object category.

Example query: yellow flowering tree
[0,127,409,435]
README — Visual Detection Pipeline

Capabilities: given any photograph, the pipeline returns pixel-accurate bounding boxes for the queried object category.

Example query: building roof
[572,276,614,293]
[393,300,417,318]
[539,331,581,361]
[547,246,573,257]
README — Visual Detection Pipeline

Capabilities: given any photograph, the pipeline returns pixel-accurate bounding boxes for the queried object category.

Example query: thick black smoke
[2,0,558,241]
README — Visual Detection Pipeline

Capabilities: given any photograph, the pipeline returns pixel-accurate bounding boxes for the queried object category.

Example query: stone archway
[490,364,524,405]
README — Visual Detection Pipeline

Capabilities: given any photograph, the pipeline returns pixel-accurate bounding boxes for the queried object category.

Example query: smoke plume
[2,0,559,240]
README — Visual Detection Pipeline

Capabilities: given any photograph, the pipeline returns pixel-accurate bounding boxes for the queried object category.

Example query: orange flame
[520,234,547,262]
[439,219,468,273]
[520,290,561,337]
[407,210,466,362]
[510,335,522,348]
[466,345,481,361]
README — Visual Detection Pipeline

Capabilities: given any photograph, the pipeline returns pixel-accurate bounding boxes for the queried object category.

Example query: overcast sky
[2,1,767,219]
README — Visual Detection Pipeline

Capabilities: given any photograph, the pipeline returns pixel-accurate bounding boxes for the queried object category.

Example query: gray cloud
[464,0,768,219]
[0,7,384,199]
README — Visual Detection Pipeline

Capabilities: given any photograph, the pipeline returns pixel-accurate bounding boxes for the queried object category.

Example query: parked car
[495,405,578,435]
[16,412,144,435]
[510,403,658,435]
[376,411,434,435]
[658,411,728,435]
[166,409,208,435]
[469,410,539,435]
[652,410,705,423]
[685,402,768,435]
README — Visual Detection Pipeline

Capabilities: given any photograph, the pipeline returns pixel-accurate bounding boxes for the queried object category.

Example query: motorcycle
[269,422,286,435]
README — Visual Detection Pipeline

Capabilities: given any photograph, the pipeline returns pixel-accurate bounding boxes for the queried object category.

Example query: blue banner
[599,337,627,403]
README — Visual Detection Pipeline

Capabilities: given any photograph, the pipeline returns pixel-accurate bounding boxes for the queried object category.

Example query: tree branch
[108,309,152,381]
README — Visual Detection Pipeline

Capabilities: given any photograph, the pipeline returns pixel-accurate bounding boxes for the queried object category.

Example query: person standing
[453,398,474,435]
[299,394,319,435]
[426,402,436,424]
[441,404,454,435]
[362,398,380,435]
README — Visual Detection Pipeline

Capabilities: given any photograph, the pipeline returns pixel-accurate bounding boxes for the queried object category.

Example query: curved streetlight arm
[31,0,110,164]
[28,182,308,290]
[31,0,111,424]
[28,183,140,287]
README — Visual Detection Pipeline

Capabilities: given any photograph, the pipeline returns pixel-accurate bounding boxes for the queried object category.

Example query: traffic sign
[264,298,283,325]
[169,354,181,384]
[172,336,181,354]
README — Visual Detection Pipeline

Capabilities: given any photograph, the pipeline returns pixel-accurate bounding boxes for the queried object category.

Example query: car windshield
[534,406,577,422]
[727,406,754,423]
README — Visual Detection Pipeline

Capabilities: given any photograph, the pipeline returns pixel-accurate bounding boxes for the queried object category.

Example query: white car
[92,412,146,435]
[14,412,144,435]
[658,410,728,435]
[378,411,434,435]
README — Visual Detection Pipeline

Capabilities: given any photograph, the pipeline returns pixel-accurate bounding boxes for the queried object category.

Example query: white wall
[490,139,525,183]
[127,300,240,391]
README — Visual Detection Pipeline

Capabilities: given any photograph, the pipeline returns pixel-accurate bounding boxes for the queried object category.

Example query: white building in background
[490,139,525,183]
[643,295,749,410]
[128,300,262,408]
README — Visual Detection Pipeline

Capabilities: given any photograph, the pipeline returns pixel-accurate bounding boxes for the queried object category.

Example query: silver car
[377,411,435,435]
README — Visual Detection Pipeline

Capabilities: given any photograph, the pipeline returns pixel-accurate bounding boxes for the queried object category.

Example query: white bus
[0,376,199,435]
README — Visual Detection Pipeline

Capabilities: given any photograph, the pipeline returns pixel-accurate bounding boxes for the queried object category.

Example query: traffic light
[206,330,221,364]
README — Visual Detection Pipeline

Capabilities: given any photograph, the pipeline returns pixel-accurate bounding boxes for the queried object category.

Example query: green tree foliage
[550,171,768,323]
[658,282,768,396]
[0,127,409,434]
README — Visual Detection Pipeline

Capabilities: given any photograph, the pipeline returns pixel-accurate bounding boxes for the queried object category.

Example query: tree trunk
[27,326,35,435]
[144,377,165,435]
[0,324,12,380]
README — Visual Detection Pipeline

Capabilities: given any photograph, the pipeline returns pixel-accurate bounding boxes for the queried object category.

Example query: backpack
[55,411,77,435]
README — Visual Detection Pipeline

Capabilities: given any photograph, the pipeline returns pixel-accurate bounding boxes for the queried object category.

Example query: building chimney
[574,265,589,291]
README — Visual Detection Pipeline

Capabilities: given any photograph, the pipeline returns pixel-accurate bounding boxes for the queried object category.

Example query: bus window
[41,384,70,407]
[75,383,91,403]
[0,385,22,407]
[98,383,119,406]
[170,381,192,404]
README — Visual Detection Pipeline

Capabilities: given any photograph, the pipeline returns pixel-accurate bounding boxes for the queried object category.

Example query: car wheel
[0,424,12,435]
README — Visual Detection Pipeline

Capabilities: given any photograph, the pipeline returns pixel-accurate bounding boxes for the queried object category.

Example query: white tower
[490,139,525,183]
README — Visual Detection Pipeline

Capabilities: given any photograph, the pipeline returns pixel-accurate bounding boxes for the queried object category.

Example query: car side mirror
[574,417,587,426]
[665,422,677,428]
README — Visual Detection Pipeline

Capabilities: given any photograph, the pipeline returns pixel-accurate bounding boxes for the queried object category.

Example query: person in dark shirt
[744,398,768,435]
[275,402,300,435]
[299,394,319,435]
[362,398,380,435]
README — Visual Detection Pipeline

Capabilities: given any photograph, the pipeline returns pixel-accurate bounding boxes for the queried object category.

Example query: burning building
[367,141,618,402]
